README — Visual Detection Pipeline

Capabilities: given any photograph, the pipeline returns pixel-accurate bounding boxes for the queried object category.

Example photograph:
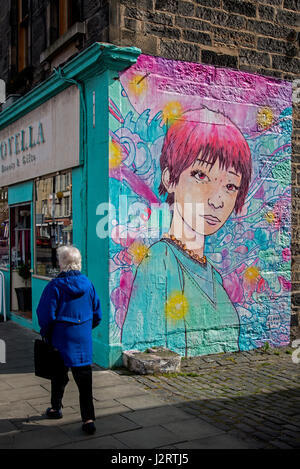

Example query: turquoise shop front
[0,43,141,368]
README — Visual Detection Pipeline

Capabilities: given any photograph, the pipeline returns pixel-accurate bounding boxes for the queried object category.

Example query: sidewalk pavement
[0,320,299,450]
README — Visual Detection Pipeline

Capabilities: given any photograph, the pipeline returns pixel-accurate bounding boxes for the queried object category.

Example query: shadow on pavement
[1,321,300,449]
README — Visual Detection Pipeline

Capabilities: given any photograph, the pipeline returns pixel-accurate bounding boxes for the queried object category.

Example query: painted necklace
[163,233,207,265]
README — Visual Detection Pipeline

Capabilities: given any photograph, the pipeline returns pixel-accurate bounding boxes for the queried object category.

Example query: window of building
[17,0,30,72]
[0,189,9,267]
[49,0,81,45]
[35,171,73,278]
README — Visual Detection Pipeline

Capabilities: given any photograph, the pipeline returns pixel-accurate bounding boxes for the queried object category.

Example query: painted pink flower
[113,249,133,267]
[234,245,248,255]
[278,276,291,291]
[273,197,291,230]
[120,269,134,291]
[114,305,127,330]
[256,277,266,293]
[111,270,135,329]
[282,248,291,262]
[223,271,244,304]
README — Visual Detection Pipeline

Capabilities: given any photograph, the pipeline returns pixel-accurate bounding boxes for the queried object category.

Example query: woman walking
[37,245,102,435]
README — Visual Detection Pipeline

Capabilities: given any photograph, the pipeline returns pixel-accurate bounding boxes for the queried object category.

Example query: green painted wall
[31,277,48,332]
[8,181,33,205]
[84,72,111,367]
[0,269,10,320]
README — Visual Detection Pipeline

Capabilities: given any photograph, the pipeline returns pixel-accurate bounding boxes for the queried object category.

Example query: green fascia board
[8,180,33,205]
[0,42,141,131]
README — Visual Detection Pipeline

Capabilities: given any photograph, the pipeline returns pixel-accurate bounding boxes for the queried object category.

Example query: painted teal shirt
[122,238,240,356]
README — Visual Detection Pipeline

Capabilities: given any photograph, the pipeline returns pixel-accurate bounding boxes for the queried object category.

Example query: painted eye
[191,170,209,182]
[226,184,239,192]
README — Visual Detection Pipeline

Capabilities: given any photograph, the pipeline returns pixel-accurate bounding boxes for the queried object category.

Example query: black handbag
[34,338,64,380]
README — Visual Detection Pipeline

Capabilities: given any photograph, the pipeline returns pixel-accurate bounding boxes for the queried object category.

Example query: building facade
[0,1,299,367]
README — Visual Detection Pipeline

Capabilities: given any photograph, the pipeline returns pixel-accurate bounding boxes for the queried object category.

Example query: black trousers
[51,363,95,422]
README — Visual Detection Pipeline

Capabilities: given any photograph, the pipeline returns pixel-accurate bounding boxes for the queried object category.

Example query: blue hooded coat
[36,271,102,367]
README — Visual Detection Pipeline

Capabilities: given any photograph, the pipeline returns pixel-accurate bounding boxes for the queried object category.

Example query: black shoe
[46,407,63,419]
[82,421,96,435]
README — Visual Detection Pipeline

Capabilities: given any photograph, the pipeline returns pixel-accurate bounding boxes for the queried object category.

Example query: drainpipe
[52,67,88,275]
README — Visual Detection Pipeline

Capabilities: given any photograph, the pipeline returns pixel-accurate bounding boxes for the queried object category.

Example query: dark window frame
[49,0,81,46]
[34,170,73,279]
[0,188,9,268]
[17,0,30,72]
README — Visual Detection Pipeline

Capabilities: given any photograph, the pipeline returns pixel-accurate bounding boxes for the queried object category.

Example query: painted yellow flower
[265,211,276,224]
[244,266,260,284]
[162,101,184,126]
[109,140,123,169]
[128,241,149,265]
[257,107,274,129]
[128,74,148,97]
[165,291,189,321]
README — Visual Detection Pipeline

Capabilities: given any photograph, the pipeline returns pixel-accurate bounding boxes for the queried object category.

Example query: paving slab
[175,433,256,449]
[12,409,82,430]
[55,435,130,449]
[94,405,133,418]
[0,381,13,391]
[0,385,49,404]
[0,433,16,449]
[113,425,187,449]
[93,398,132,410]
[92,371,132,388]
[161,417,225,441]
[12,426,73,449]
[124,406,194,427]
[114,394,172,411]
[93,384,149,401]
[0,419,18,434]
[0,401,38,420]
[60,414,141,442]
[1,373,47,389]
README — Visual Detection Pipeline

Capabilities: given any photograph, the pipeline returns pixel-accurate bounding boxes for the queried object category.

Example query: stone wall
[114,0,300,340]
[117,0,299,81]
[0,0,109,96]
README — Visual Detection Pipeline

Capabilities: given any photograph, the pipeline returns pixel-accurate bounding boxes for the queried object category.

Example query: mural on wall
[107,55,292,357]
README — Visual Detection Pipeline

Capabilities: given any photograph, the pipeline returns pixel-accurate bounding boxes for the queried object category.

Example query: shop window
[35,171,73,278]
[50,0,81,45]
[0,189,9,267]
[17,0,30,72]
[10,204,31,269]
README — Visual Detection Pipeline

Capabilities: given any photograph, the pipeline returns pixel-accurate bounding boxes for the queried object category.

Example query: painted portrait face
[158,109,252,225]
[164,157,242,236]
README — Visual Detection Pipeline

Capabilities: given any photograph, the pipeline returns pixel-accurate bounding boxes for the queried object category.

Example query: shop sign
[0,86,80,186]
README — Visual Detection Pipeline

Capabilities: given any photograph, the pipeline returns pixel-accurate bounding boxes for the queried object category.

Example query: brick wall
[116,0,300,340]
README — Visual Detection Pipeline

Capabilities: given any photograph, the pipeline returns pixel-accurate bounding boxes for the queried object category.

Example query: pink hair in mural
[158,108,252,214]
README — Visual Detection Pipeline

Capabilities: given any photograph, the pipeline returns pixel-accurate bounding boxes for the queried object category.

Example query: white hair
[57,245,82,272]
